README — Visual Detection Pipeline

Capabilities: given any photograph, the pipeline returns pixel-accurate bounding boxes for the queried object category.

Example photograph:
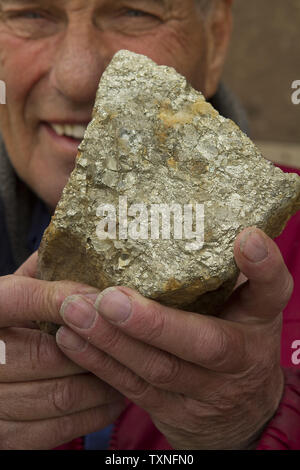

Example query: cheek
[0,33,49,117]
[0,33,54,189]
[109,25,206,89]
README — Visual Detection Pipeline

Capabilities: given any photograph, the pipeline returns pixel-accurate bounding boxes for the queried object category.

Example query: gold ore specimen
[37,50,300,334]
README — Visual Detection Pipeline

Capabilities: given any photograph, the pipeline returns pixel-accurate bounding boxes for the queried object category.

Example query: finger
[12,253,40,328]
[0,275,99,328]
[0,402,125,450]
[56,325,180,414]
[14,252,38,278]
[56,313,231,400]
[57,291,247,373]
[13,255,53,333]
[231,226,294,322]
[7,321,40,329]
[56,327,215,433]
[0,374,123,421]
[0,327,84,382]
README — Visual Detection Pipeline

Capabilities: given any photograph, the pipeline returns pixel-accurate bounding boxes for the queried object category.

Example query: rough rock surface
[37,50,300,334]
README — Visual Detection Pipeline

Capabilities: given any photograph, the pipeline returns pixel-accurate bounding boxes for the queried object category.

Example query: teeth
[51,123,87,140]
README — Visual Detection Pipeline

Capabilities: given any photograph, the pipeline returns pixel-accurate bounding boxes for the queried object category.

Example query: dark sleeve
[256,368,300,450]
[0,197,16,275]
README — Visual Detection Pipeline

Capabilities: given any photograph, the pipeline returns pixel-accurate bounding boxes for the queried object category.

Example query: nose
[49,21,110,106]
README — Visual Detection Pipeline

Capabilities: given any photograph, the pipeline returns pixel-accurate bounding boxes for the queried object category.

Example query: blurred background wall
[223,0,300,168]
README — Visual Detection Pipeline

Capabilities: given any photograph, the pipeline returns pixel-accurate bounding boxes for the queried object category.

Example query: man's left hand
[55,227,293,449]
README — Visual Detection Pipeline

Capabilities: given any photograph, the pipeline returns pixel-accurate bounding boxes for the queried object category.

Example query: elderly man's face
[0,0,232,210]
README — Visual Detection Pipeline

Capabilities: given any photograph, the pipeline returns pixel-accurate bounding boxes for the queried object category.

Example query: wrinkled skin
[0,0,230,210]
[0,227,292,449]
[0,0,292,450]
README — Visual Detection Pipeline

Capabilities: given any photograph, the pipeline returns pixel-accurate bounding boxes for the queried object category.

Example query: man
[0,0,299,450]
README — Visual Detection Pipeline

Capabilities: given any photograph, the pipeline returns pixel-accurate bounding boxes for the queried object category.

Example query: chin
[33,173,69,213]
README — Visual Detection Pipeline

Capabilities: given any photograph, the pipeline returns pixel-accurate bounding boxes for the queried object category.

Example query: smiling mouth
[49,123,87,140]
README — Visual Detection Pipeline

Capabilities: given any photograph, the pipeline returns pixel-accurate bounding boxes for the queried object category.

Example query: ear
[203,0,233,99]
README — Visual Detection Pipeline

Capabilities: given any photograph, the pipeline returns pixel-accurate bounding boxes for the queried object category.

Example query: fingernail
[95,287,132,323]
[60,295,98,329]
[56,326,88,351]
[240,229,268,263]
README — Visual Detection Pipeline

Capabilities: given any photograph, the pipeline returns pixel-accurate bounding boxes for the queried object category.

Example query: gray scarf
[0,82,249,268]
[0,135,35,267]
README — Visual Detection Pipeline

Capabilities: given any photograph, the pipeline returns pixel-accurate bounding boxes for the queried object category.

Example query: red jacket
[57,164,300,451]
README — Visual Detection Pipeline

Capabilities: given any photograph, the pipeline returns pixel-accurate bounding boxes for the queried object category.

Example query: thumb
[232,226,294,322]
[14,251,39,278]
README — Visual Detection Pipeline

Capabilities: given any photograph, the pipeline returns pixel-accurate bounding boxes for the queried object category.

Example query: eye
[1,8,61,39]
[6,9,46,21]
[20,11,45,20]
[93,6,162,34]
[125,9,154,18]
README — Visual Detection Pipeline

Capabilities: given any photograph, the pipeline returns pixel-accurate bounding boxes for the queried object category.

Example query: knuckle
[144,352,181,388]
[26,330,53,367]
[0,275,24,314]
[193,323,227,366]
[135,302,166,343]
[99,326,121,351]
[95,350,114,373]
[50,378,76,415]
[119,369,150,400]
[195,323,243,372]
[0,275,47,318]
[22,279,42,313]
[208,328,230,366]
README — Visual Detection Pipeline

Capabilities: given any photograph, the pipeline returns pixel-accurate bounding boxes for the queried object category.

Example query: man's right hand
[0,253,125,450]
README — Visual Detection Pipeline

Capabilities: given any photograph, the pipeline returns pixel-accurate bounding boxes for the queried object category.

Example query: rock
[37,50,300,334]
